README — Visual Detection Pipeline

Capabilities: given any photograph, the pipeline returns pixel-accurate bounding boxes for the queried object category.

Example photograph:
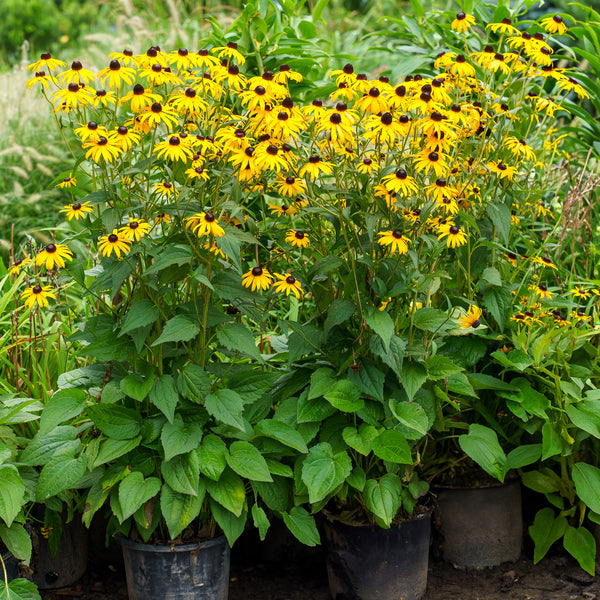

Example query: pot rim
[432,478,521,492]
[115,533,228,553]
[324,507,432,529]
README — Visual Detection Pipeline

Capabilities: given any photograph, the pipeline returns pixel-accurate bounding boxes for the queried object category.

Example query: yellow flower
[97,60,136,89]
[377,230,410,255]
[154,136,195,162]
[285,230,310,248]
[272,273,303,299]
[56,175,77,189]
[381,169,418,196]
[458,305,483,329]
[379,297,392,311]
[60,201,94,221]
[21,284,56,309]
[185,213,225,238]
[83,136,122,163]
[451,12,476,33]
[242,266,274,292]
[119,219,152,242]
[98,230,131,258]
[540,15,568,35]
[9,256,32,276]
[35,243,73,270]
[269,204,298,217]
[28,52,66,72]
[438,225,467,248]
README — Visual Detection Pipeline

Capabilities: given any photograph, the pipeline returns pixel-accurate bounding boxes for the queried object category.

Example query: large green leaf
[252,504,270,541]
[342,424,377,456]
[363,474,403,528]
[0,522,31,563]
[372,429,412,464]
[301,443,351,504]
[161,452,200,496]
[205,389,245,430]
[160,483,204,539]
[564,525,596,575]
[0,579,41,600]
[573,462,600,513]
[363,307,394,351]
[149,374,179,423]
[177,364,211,404]
[206,468,246,517]
[217,323,263,362]
[308,368,336,400]
[254,420,308,453]
[226,441,272,483]
[390,401,429,438]
[458,424,507,482]
[161,419,203,462]
[119,299,159,336]
[425,356,463,381]
[86,405,142,440]
[151,315,200,346]
[413,308,449,332]
[36,455,87,501]
[528,508,567,564]
[324,379,364,413]
[92,436,141,469]
[119,472,162,521]
[400,360,427,401]
[120,371,155,403]
[39,389,87,434]
[282,507,320,546]
[197,434,228,481]
[567,401,600,439]
[227,370,278,403]
[0,466,24,526]
[19,426,79,466]
[210,500,247,547]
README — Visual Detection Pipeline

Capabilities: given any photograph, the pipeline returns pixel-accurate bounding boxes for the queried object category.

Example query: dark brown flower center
[109,60,121,70]
[118,126,128,135]
[151,102,163,113]
[108,234,119,243]
[285,176,295,184]
[396,169,408,179]
[205,213,215,222]
[295,231,305,239]
[33,285,43,294]
[449,226,459,234]
[392,230,403,239]
[267,145,278,155]
[251,266,263,276]
[72,203,82,210]
[381,112,393,125]
[286,275,296,284]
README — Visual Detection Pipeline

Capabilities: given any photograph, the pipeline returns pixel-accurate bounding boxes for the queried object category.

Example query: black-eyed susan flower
[21,284,56,309]
[56,175,77,189]
[212,41,246,65]
[28,52,66,72]
[254,144,289,173]
[532,256,558,270]
[486,18,519,36]
[136,46,169,69]
[273,63,303,84]
[169,87,208,116]
[203,240,229,259]
[119,218,152,242]
[570,287,591,300]
[506,252,518,267]
[242,266,273,292]
[379,297,392,311]
[154,135,195,162]
[213,63,248,91]
[285,230,310,248]
[185,212,225,238]
[110,126,141,152]
[276,175,306,197]
[449,54,476,78]
[52,83,93,109]
[382,169,418,196]
[9,256,32,276]
[59,201,94,221]
[541,15,568,35]
[90,89,116,108]
[269,204,298,217]
[272,273,303,299]
[458,305,483,329]
[83,135,122,163]
[438,224,467,248]
[35,243,73,270]
[154,212,172,225]
[571,310,591,323]
[98,230,131,258]
[485,53,511,76]
[530,283,553,300]
[299,155,333,179]
[505,137,536,161]
[451,12,476,33]
[557,76,590,100]
[487,160,517,180]
[25,71,51,89]
[377,230,410,255]
[74,121,108,142]
[138,103,179,129]
[120,84,162,113]
[185,165,210,181]
[153,181,178,198]
[97,60,136,89]
[414,150,449,177]
[58,60,95,85]
[108,49,137,67]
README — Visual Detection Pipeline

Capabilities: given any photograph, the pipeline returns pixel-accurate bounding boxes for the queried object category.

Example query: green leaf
[226,441,272,483]
[206,468,246,517]
[177,364,211,404]
[198,434,228,481]
[390,401,429,438]
[364,307,394,351]
[347,466,366,491]
[152,315,200,346]
[217,323,263,362]
[160,483,204,539]
[86,405,142,440]
[372,430,412,464]
[92,436,141,468]
[347,362,384,402]
[251,504,270,541]
[481,266,502,287]
[566,401,600,439]
[36,455,87,501]
[254,420,308,453]
[205,389,245,430]
[425,356,463,381]
[542,423,562,460]
[486,202,511,245]
[119,299,159,336]
[370,334,405,375]
[161,452,200,496]
[144,245,191,276]
[324,299,355,339]
[39,389,87,434]
[573,463,600,514]
[506,444,542,470]
[446,372,478,397]
[307,368,335,400]
[161,419,203,462]
[0,579,41,600]
[342,424,377,456]
[301,443,352,504]
[283,507,320,547]
[529,508,567,564]
[564,526,596,575]
[482,286,511,331]
[458,424,507,482]
[227,371,278,403]
[209,500,246,546]
[324,379,364,413]
[400,360,427,401]
[20,426,79,466]
[0,522,31,563]
[363,474,403,528]
[413,308,449,332]
[119,472,162,521]
[149,374,179,423]
[521,468,562,494]
[120,371,155,403]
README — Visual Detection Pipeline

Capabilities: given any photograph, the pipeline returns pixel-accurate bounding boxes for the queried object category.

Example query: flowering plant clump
[23,8,594,540]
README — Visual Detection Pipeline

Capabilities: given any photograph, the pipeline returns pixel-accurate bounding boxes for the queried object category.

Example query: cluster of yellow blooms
[18,13,588,330]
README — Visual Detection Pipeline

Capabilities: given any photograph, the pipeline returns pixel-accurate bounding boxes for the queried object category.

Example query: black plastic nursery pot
[323,511,431,600]
[433,479,522,569]
[30,518,89,589]
[118,535,230,600]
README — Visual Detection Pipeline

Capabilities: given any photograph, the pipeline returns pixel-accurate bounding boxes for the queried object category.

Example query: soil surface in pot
[38,543,600,600]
